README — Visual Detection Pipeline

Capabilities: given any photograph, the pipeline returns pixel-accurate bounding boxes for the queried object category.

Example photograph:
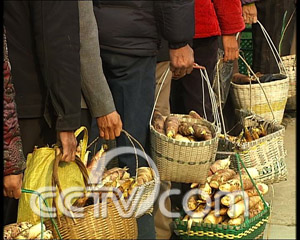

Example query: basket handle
[86,129,152,179]
[214,58,229,137]
[21,188,63,240]
[256,20,287,75]
[121,129,152,179]
[194,64,221,132]
[51,145,90,227]
[149,64,171,126]
[235,153,268,223]
[238,54,277,122]
[74,126,89,161]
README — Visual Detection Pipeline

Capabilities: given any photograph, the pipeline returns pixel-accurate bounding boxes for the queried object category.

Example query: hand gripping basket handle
[235,153,268,223]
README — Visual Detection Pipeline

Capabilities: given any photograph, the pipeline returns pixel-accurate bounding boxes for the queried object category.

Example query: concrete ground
[263,114,296,239]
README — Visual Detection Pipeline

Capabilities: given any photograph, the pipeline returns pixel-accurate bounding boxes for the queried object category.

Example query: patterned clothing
[3,28,26,176]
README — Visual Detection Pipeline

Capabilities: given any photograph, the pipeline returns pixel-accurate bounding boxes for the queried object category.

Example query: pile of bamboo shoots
[219,124,268,145]
[181,157,268,227]
[73,144,155,207]
[4,222,53,239]
[152,110,213,141]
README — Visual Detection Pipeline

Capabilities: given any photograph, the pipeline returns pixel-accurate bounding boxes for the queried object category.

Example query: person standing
[4,0,82,225]
[170,0,245,122]
[93,1,195,238]
[3,27,26,225]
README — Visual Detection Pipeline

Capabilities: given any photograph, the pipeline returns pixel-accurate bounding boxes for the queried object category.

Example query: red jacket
[194,0,245,38]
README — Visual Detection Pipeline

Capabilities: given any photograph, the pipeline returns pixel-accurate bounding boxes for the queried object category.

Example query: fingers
[97,111,123,140]
[169,44,194,78]
[59,131,77,162]
[13,188,22,199]
[3,174,23,199]
[224,48,239,62]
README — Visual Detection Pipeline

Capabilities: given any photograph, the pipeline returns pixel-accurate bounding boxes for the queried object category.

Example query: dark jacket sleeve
[29,1,82,131]
[241,0,260,5]
[154,0,195,49]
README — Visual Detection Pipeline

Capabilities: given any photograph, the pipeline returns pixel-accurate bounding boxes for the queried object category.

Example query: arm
[30,1,82,161]
[213,0,245,61]
[78,1,122,140]
[3,31,25,199]
[154,0,195,78]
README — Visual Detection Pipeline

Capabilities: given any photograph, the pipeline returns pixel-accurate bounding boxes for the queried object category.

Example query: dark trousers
[3,110,92,226]
[99,49,156,239]
[252,0,296,74]
[170,37,218,122]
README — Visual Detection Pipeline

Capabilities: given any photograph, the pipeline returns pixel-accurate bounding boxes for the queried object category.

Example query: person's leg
[153,61,173,239]
[155,61,173,116]
[101,50,156,239]
[154,180,173,239]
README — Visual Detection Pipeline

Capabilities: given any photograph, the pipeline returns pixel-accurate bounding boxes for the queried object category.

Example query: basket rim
[174,205,270,233]
[230,77,289,89]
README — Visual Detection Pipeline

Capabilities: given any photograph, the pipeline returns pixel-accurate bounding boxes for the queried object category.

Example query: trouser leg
[100,50,156,239]
[155,61,173,116]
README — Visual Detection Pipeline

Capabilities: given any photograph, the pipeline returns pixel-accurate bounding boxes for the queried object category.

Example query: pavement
[263,114,296,239]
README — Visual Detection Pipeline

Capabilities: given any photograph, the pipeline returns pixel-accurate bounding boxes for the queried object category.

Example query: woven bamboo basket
[230,77,289,124]
[43,134,138,239]
[281,54,296,110]
[174,208,269,240]
[150,114,219,184]
[150,65,221,184]
[84,129,158,218]
[230,21,290,124]
[45,199,138,239]
[121,130,158,218]
[173,154,270,240]
[217,113,287,185]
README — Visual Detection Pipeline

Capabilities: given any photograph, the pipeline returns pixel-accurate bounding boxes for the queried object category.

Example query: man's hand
[3,174,23,199]
[58,131,77,162]
[222,34,239,62]
[169,44,194,79]
[96,111,123,140]
[242,3,257,24]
